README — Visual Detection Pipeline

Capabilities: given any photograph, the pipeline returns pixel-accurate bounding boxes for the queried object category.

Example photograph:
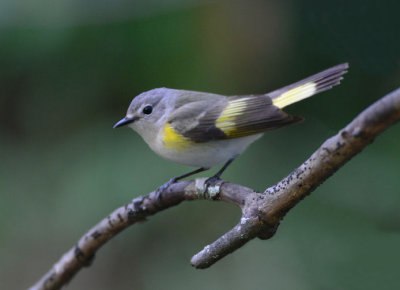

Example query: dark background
[2,1,400,289]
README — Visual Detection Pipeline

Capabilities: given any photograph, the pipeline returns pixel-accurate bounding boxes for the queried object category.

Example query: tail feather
[270,63,348,109]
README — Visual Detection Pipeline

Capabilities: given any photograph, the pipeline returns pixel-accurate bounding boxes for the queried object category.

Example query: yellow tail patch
[272,82,317,109]
[163,123,192,150]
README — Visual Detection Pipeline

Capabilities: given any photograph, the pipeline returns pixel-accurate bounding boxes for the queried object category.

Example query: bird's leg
[156,167,207,199]
[204,157,237,193]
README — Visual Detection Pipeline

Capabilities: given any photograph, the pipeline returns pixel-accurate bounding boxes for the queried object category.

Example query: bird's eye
[142,105,153,115]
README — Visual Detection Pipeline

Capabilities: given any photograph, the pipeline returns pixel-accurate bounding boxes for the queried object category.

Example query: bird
[114,63,348,192]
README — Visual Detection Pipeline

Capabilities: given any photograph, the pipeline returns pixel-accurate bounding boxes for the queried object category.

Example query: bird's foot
[155,177,177,200]
[203,175,221,194]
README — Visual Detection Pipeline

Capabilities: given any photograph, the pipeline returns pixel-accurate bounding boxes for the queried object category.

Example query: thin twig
[30,87,400,290]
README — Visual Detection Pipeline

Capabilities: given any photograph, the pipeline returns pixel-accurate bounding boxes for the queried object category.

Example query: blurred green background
[2,0,400,289]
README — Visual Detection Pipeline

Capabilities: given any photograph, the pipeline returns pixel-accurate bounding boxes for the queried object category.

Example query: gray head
[113,88,175,134]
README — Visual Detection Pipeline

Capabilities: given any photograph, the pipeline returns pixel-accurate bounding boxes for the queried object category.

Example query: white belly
[150,134,263,168]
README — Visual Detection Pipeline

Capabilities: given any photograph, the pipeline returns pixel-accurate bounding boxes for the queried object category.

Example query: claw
[203,175,221,193]
[202,157,236,193]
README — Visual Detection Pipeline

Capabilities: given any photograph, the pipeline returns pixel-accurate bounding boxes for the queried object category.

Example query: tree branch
[30,87,400,290]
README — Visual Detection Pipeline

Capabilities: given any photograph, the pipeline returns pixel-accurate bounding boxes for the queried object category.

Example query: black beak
[113,117,136,128]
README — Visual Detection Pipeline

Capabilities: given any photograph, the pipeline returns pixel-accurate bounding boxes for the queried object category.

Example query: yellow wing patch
[215,97,250,136]
[162,123,192,150]
[272,82,317,109]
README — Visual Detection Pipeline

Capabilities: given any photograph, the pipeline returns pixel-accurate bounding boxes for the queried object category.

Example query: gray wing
[167,98,227,142]
[167,95,301,142]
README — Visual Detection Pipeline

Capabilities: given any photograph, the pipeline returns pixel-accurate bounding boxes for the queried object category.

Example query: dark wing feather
[213,95,302,139]
[168,95,301,142]
[167,99,227,142]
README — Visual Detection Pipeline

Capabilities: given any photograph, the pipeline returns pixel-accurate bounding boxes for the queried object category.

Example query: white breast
[152,133,263,168]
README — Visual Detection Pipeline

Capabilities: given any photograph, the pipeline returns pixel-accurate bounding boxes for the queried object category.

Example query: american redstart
[114,63,348,190]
